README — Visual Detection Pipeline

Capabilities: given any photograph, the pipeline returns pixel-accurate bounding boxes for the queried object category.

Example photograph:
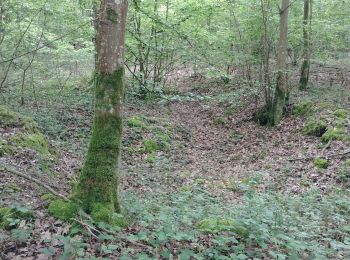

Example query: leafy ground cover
[0,69,349,259]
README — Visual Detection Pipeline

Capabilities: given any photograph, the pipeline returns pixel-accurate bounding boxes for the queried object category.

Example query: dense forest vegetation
[0,0,349,259]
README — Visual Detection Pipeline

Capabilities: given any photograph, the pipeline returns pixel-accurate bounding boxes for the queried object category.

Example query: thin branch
[0,6,44,89]
[0,18,94,65]
[73,215,153,251]
[0,162,70,202]
[72,218,100,240]
[288,150,350,162]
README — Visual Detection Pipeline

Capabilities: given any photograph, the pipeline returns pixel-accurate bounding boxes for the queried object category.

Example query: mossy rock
[0,106,39,133]
[0,106,18,126]
[197,218,248,237]
[0,138,15,157]
[48,200,78,221]
[321,127,347,143]
[142,139,158,153]
[292,101,314,116]
[313,158,329,169]
[0,207,33,230]
[334,109,348,119]
[22,116,39,133]
[10,133,50,156]
[302,120,327,137]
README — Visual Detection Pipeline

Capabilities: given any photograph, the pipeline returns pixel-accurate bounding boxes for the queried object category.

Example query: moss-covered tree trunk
[76,0,128,222]
[299,0,310,90]
[270,0,289,126]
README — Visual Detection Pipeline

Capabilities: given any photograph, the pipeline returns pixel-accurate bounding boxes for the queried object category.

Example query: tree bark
[299,0,310,90]
[76,0,128,223]
[270,0,289,126]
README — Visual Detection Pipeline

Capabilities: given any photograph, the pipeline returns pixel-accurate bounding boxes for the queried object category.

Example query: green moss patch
[0,106,39,133]
[0,106,18,126]
[10,133,50,156]
[91,203,114,223]
[142,139,159,153]
[197,218,248,237]
[302,120,327,137]
[146,154,156,163]
[213,116,226,126]
[334,109,348,119]
[313,158,329,169]
[22,116,39,133]
[292,101,314,116]
[91,203,127,227]
[125,116,175,158]
[294,101,349,143]
[48,200,78,221]
[127,116,145,128]
[0,138,15,157]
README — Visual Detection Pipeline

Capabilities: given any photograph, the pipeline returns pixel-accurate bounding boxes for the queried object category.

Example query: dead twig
[72,218,100,240]
[0,162,70,202]
[288,149,350,162]
[73,214,153,251]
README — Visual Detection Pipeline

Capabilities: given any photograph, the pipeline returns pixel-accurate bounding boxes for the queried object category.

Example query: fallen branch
[72,218,100,240]
[288,149,350,162]
[72,216,153,251]
[0,162,70,202]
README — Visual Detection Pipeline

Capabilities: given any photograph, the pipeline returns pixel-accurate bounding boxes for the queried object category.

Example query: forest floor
[0,71,350,259]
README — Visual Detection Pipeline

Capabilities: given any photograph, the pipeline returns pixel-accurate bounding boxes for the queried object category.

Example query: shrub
[302,120,327,137]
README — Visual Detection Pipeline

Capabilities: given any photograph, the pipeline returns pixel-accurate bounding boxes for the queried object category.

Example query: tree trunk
[299,0,310,90]
[76,0,128,223]
[270,0,289,126]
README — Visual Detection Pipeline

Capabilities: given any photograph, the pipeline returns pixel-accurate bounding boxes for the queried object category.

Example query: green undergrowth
[119,187,350,259]
[338,160,350,183]
[2,79,94,155]
[46,186,350,259]
[0,205,33,230]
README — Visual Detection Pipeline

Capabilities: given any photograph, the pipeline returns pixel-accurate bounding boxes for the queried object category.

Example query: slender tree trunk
[76,0,128,223]
[299,0,310,90]
[261,0,272,109]
[270,0,289,125]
